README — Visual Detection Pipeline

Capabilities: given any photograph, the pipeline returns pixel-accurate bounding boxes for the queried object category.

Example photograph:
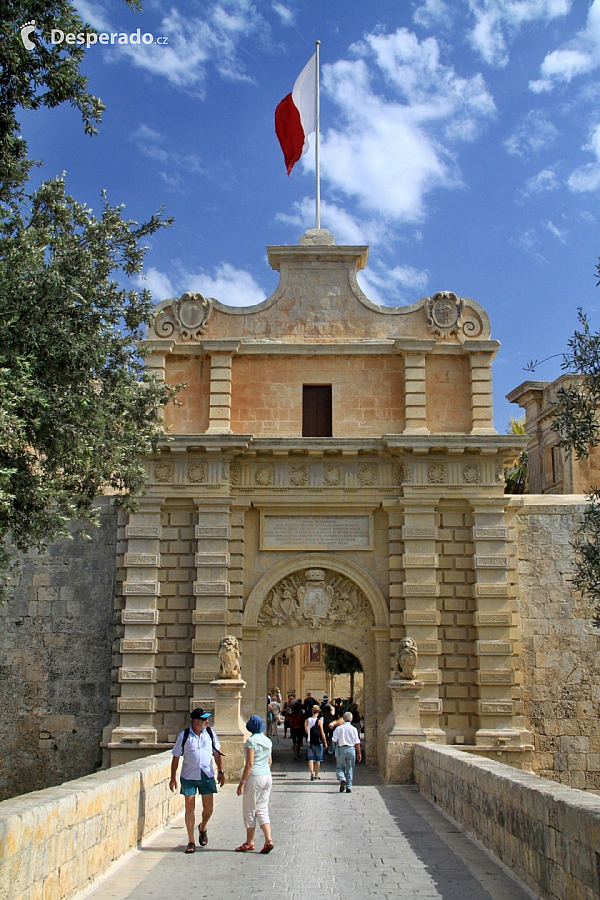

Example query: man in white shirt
[170,708,225,853]
[331,711,362,793]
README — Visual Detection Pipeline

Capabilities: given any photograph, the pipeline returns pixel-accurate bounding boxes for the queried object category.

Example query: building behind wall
[508,375,600,494]
[105,228,533,771]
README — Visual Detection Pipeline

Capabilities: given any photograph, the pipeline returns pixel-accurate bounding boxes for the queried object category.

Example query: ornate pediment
[257,568,374,629]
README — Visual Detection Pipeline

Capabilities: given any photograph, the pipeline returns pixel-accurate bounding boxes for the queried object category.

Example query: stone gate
[104,228,532,775]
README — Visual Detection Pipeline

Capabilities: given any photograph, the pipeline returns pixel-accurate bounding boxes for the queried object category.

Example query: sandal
[260,841,274,854]
[198,829,208,846]
[185,842,196,854]
[235,842,255,852]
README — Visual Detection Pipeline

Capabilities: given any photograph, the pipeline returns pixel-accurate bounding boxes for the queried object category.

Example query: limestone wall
[415,743,600,900]
[0,499,117,801]
[0,750,182,900]
[514,495,600,789]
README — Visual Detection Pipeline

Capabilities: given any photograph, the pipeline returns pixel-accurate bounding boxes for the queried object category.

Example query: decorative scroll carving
[155,463,173,482]
[289,464,309,486]
[218,635,241,679]
[427,463,446,484]
[189,462,208,483]
[324,465,343,486]
[396,637,418,680]
[258,568,373,629]
[394,464,410,485]
[461,308,484,339]
[462,464,480,484]
[255,465,273,486]
[426,291,464,339]
[358,464,377,486]
[230,463,241,485]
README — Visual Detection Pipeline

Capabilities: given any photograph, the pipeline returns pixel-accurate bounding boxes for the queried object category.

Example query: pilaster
[112,499,164,744]
[191,498,234,711]
[396,500,444,741]
[204,342,239,434]
[469,351,495,435]
[403,350,429,434]
[471,498,530,748]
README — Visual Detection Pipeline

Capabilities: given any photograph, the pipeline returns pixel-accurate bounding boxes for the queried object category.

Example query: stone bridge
[2,742,599,900]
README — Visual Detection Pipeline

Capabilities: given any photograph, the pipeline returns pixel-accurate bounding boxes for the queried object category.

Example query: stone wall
[513,495,600,789]
[0,498,117,800]
[0,750,182,900]
[415,743,600,900]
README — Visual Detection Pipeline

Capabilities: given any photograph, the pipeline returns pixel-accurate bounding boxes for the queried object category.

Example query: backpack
[309,719,322,745]
[181,726,225,756]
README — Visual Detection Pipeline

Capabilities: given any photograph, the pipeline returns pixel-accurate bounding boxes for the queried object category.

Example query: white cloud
[357,264,429,306]
[412,0,453,29]
[272,3,294,25]
[544,219,567,241]
[77,0,267,93]
[530,0,600,91]
[276,198,385,247]
[467,0,571,67]
[182,263,267,307]
[136,262,267,307]
[568,123,600,192]
[521,167,560,196]
[131,124,205,182]
[314,29,495,223]
[504,110,558,156]
[135,266,175,301]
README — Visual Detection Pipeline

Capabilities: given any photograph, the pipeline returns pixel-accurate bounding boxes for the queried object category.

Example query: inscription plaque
[261,514,371,550]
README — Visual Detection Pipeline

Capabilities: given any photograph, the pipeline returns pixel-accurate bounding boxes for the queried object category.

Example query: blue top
[245,732,272,775]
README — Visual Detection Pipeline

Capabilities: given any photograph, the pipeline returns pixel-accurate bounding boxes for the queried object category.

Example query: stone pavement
[77,731,537,900]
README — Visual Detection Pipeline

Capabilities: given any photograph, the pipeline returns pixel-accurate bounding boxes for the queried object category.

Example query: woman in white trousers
[236,715,274,854]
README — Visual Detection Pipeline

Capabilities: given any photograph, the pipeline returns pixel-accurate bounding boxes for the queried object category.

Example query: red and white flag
[275,53,316,175]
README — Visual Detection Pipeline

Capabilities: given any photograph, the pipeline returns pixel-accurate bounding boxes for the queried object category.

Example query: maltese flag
[275,53,316,175]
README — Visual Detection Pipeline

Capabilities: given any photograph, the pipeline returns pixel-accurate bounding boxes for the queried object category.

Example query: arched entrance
[241,555,390,767]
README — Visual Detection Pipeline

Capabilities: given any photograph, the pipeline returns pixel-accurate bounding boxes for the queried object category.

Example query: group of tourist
[169,696,363,854]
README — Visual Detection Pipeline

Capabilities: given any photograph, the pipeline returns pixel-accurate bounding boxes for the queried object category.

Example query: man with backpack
[170,708,225,853]
[304,704,327,780]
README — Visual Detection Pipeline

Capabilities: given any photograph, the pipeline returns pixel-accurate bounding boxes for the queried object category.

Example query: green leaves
[0,177,177,600]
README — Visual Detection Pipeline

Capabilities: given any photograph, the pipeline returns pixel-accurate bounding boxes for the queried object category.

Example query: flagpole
[315,40,321,230]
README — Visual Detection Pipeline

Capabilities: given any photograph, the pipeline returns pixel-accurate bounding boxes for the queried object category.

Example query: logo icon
[20,21,36,51]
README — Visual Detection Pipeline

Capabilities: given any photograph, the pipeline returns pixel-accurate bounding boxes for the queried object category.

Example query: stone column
[469,349,496,435]
[398,500,444,741]
[191,499,233,712]
[204,342,239,434]
[471,499,530,749]
[112,499,163,745]
[402,344,431,434]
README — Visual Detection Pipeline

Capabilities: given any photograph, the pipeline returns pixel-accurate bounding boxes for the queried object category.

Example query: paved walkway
[78,731,537,900]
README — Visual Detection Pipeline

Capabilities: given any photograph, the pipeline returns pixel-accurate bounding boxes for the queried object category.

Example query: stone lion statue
[396,637,418,681]
[218,635,241,679]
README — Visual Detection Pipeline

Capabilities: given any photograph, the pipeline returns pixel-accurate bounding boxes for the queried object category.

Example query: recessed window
[302,385,332,437]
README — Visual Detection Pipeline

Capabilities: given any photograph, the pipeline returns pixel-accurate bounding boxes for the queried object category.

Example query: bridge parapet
[415,743,600,900]
[0,751,180,900]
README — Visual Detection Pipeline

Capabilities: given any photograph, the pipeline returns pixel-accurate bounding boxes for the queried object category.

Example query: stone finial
[299,228,335,246]
[218,635,241,679]
[396,637,418,681]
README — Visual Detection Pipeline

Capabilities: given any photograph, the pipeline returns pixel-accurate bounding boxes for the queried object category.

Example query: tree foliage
[323,645,362,676]
[0,2,177,600]
[504,416,528,494]
[552,303,600,626]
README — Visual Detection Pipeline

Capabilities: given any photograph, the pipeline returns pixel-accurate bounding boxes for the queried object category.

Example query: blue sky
[20,0,600,430]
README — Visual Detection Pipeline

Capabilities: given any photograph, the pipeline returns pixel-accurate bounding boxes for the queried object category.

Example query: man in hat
[170,708,225,853]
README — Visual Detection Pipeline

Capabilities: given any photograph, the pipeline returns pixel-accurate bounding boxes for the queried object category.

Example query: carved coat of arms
[297,569,334,627]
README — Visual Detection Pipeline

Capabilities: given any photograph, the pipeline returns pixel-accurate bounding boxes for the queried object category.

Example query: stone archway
[241,555,390,767]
